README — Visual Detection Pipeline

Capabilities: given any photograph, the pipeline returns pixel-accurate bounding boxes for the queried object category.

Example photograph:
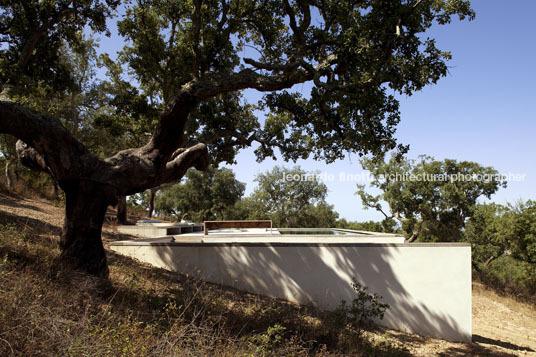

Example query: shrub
[484,256,536,296]
[332,278,390,336]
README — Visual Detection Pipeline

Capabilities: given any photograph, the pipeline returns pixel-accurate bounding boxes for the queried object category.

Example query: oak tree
[154,165,245,221]
[249,166,335,228]
[357,154,505,242]
[1,0,474,276]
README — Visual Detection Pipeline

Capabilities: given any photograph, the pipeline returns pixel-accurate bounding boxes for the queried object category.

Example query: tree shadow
[472,334,534,353]
[0,194,45,213]
[103,249,412,355]
[121,240,473,343]
[0,209,61,236]
[437,345,518,357]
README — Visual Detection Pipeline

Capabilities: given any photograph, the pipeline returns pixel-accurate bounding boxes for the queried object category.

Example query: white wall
[110,241,472,342]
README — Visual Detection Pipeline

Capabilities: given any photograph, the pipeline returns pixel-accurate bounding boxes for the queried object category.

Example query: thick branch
[0,100,100,181]
[15,141,49,173]
[158,143,210,185]
[142,68,312,163]
[483,255,498,268]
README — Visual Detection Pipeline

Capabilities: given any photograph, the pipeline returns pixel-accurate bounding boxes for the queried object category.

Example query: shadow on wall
[128,242,471,342]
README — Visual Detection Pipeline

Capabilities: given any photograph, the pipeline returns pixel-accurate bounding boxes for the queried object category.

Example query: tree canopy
[0,0,474,275]
[154,165,245,222]
[464,201,536,295]
[357,154,505,242]
[246,165,338,228]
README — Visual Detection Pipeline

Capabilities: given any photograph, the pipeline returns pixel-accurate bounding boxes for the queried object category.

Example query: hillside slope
[0,193,534,356]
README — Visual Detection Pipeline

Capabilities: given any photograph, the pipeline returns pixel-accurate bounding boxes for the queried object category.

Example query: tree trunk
[59,180,114,277]
[52,181,59,200]
[117,195,127,224]
[5,160,14,190]
[406,230,419,243]
[148,188,156,218]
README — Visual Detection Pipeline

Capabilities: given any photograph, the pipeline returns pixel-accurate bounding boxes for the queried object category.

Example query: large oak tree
[0,0,474,276]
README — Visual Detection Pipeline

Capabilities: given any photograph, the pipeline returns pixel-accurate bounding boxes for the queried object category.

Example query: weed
[332,278,390,336]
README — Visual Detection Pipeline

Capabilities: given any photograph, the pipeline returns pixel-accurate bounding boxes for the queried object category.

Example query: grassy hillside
[0,192,534,356]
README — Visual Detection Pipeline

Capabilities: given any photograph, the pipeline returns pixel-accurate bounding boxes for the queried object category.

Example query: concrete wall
[110,241,471,342]
[117,224,203,237]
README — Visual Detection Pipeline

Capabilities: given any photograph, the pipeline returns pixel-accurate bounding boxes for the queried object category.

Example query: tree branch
[0,100,100,181]
[158,143,210,186]
[15,141,49,173]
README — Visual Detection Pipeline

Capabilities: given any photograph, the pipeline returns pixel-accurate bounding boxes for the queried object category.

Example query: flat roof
[110,237,470,248]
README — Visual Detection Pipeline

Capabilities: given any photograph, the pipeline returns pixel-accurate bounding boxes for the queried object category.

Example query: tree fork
[59,179,117,278]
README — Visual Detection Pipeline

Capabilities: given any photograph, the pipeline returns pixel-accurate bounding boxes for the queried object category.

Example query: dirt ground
[1,193,535,356]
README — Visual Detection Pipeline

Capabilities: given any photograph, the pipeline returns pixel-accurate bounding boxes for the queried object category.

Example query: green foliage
[331,278,389,336]
[224,196,268,221]
[357,154,506,242]
[2,0,477,194]
[246,166,337,228]
[484,256,536,296]
[0,133,17,161]
[464,201,536,296]
[336,218,400,233]
[41,0,474,165]
[463,203,508,269]
[154,165,245,221]
[294,202,340,228]
[247,324,287,356]
[500,200,536,265]
[115,0,261,164]
[0,0,118,96]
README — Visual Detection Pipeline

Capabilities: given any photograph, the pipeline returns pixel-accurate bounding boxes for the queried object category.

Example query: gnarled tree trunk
[59,179,117,277]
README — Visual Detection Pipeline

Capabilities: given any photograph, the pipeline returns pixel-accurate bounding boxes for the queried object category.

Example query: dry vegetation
[0,192,535,356]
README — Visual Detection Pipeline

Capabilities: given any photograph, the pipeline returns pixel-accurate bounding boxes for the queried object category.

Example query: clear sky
[96,0,536,222]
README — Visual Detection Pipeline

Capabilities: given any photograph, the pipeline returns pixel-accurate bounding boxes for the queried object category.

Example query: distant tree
[249,166,332,227]
[336,218,399,233]
[0,134,17,189]
[500,201,536,265]
[225,196,269,221]
[294,202,339,228]
[1,0,475,276]
[357,154,506,242]
[155,166,245,222]
[464,201,536,295]
[463,203,508,270]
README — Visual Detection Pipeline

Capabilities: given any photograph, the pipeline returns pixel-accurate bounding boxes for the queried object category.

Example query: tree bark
[406,229,419,243]
[117,195,127,224]
[52,181,59,200]
[5,160,14,190]
[483,255,497,268]
[148,188,156,218]
[59,180,116,278]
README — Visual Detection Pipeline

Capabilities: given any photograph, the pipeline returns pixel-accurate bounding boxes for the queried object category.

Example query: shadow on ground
[473,334,534,353]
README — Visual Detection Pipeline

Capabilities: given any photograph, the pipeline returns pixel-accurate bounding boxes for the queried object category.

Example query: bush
[483,256,536,296]
[331,278,390,336]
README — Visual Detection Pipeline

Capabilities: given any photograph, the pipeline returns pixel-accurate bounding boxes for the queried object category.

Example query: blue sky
[97,1,536,222]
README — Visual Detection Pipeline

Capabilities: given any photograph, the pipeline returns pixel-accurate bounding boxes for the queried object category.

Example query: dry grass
[0,192,535,356]
[0,206,410,356]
